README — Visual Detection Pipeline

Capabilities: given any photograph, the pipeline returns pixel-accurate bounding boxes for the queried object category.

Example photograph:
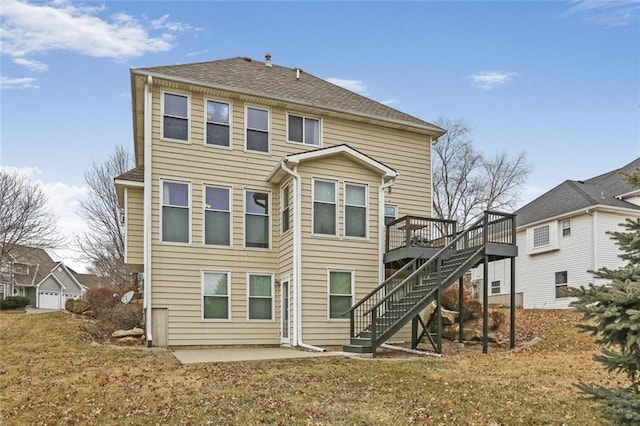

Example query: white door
[280,278,290,345]
[39,292,60,309]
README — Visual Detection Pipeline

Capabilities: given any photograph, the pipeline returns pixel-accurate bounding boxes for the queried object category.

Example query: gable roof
[133,56,444,134]
[267,144,397,184]
[5,246,59,287]
[516,158,640,227]
[74,273,113,290]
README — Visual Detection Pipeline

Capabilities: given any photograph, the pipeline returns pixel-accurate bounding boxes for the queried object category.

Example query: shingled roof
[134,56,443,133]
[516,158,640,227]
[6,245,59,287]
[115,165,144,183]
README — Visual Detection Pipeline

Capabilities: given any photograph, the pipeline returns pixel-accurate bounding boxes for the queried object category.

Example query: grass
[0,309,625,425]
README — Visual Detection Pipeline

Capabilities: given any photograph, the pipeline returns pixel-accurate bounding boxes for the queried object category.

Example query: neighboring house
[73,273,114,290]
[115,55,516,352]
[473,158,640,309]
[0,246,87,309]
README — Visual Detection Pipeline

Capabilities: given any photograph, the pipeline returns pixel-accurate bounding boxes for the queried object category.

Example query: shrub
[0,296,30,310]
[81,287,143,338]
[488,310,506,330]
[65,298,90,314]
[441,285,482,321]
[84,287,119,318]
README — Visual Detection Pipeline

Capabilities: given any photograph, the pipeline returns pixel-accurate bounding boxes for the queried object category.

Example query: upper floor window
[161,180,190,243]
[206,100,230,147]
[345,183,367,238]
[533,225,549,247]
[384,204,398,225]
[562,219,571,237]
[246,107,269,153]
[163,93,189,142]
[203,271,230,320]
[245,190,270,249]
[313,179,336,236]
[288,114,320,146]
[555,271,568,298]
[13,264,29,275]
[204,185,231,246]
[281,185,290,234]
[328,270,353,319]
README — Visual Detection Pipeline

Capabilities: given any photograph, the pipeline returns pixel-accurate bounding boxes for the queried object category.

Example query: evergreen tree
[568,169,640,424]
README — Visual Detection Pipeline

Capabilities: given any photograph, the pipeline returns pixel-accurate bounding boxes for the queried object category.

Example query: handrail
[366,213,487,315]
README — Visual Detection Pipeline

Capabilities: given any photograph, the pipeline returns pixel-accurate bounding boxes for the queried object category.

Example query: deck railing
[385,216,457,252]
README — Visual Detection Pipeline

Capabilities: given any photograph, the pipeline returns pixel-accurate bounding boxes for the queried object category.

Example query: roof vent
[265,53,272,67]
[294,67,303,80]
[243,56,252,62]
[601,191,606,199]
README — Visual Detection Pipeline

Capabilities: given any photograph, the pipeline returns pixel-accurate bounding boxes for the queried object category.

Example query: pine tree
[568,169,640,424]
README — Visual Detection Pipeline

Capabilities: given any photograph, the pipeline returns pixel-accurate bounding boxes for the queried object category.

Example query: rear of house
[116,56,445,348]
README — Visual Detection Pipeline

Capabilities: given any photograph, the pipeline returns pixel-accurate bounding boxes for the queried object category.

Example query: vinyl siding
[126,187,144,267]
[39,276,61,292]
[142,79,432,347]
[595,211,635,279]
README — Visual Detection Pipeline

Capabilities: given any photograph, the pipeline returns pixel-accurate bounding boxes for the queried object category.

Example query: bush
[65,298,90,314]
[488,310,506,330]
[84,287,119,318]
[81,287,143,338]
[441,285,482,321]
[0,296,30,310]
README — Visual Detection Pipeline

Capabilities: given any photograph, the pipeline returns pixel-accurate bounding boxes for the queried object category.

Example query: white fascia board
[114,179,144,187]
[516,204,640,231]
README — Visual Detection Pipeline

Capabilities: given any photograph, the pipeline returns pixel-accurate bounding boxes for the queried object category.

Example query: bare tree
[76,146,135,287]
[0,171,62,268]
[432,117,531,227]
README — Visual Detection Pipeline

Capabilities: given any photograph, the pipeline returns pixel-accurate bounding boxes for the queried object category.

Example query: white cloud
[564,0,640,26]
[0,0,191,70]
[326,78,367,94]
[470,71,518,90]
[1,166,90,272]
[187,49,209,57]
[150,14,200,32]
[0,76,38,89]
[380,99,399,106]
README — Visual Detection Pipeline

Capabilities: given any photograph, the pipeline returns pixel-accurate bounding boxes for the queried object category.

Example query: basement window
[555,271,568,298]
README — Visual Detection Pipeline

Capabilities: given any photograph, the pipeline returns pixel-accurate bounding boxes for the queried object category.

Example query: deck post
[458,276,464,344]
[436,258,442,354]
[482,254,489,354]
[411,316,419,349]
[510,256,516,349]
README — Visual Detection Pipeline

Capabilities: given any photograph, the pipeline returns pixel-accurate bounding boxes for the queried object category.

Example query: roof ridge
[566,180,600,205]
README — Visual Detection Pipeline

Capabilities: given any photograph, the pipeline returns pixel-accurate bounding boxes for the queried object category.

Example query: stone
[111,327,144,338]
[116,336,141,346]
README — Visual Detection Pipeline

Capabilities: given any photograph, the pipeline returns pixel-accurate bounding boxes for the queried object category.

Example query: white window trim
[281,183,291,236]
[201,270,231,322]
[243,188,272,250]
[384,204,398,226]
[562,219,571,237]
[203,98,232,150]
[312,178,338,238]
[202,183,233,248]
[159,178,192,245]
[286,112,322,147]
[244,105,271,155]
[327,269,355,321]
[161,90,191,143]
[344,181,369,240]
[246,273,275,322]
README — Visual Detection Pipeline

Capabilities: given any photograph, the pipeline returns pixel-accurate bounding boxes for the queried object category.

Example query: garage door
[39,292,60,309]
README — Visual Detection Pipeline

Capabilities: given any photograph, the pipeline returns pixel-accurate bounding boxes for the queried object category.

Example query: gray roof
[516,158,640,227]
[134,57,443,133]
[115,165,144,183]
[5,245,59,287]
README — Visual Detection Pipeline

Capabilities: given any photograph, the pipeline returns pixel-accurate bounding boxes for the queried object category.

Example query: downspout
[378,177,397,283]
[279,161,325,352]
[585,209,597,281]
[144,75,153,347]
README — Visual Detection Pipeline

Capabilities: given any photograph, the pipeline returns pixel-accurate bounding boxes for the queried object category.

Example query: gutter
[278,161,325,352]
[143,76,154,347]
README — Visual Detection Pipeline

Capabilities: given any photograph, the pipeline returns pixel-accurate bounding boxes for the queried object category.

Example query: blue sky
[1,0,639,271]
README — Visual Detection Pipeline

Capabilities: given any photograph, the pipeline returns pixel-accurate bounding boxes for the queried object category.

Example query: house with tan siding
[472,158,640,309]
[116,55,517,354]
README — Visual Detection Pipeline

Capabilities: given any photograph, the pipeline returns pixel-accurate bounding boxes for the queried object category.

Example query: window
[248,274,273,320]
[345,183,367,238]
[555,271,568,298]
[163,93,189,141]
[562,219,571,237]
[313,180,336,235]
[203,271,230,320]
[384,204,398,226]
[288,114,320,146]
[206,100,230,147]
[281,185,290,234]
[533,225,550,247]
[245,190,270,248]
[161,180,190,243]
[246,107,269,153]
[491,280,501,295]
[204,185,231,246]
[329,270,353,319]
[13,264,28,275]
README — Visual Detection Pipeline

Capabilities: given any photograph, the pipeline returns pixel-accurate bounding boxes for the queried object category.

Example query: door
[39,291,60,309]
[280,278,290,345]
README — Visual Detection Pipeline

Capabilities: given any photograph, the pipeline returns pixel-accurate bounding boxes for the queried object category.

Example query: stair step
[343,344,373,354]
[350,337,371,345]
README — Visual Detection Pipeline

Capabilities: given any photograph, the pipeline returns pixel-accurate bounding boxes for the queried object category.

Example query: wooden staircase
[344,211,516,356]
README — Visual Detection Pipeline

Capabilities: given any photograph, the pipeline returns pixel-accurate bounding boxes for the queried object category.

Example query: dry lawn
[0,309,626,425]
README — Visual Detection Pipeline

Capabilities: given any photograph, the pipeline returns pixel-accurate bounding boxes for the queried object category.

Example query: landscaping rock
[111,327,144,338]
[116,336,140,346]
